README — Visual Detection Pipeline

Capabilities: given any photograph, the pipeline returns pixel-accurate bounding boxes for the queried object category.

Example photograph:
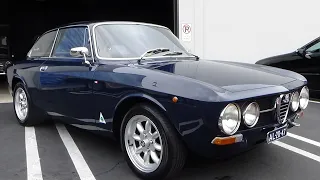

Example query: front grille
[237,95,278,130]
[237,92,293,131]
[279,102,289,122]
[276,93,291,124]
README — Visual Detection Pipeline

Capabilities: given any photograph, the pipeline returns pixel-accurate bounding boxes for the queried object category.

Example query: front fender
[115,93,167,113]
[9,74,28,95]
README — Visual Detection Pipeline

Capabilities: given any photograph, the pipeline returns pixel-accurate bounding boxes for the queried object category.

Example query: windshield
[94,24,189,59]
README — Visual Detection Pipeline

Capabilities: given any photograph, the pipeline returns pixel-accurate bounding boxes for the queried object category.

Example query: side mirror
[70,47,89,57]
[70,47,91,66]
[305,52,312,59]
[296,48,305,55]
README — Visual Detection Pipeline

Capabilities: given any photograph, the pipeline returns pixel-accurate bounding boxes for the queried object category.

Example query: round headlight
[299,86,309,109]
[218,103,241,135]
[243,102,260,128]
[290,91,300,112]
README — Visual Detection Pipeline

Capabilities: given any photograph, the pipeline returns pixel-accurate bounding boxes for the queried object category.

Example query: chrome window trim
[49,29,59,57]
[87,25,95,63]
[48,25,94,61]
[91,22,193,61]
[27,29,59,59]
[45,57,90,60]
[93,21,170,30]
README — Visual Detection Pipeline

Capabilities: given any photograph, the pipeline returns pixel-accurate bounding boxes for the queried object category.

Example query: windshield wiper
[138,48,198,64]
[162,51,183,56]
[139,48,170,61]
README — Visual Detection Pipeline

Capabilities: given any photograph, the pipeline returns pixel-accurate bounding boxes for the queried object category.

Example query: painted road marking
[25,127,43,180]
[287,132,320,148]
[56,123,96,180]
[273,141,320,163]
[310,100,320,104]
[0,99,12,103]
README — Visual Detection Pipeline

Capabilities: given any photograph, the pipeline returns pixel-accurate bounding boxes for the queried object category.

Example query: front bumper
[187,111,303,158]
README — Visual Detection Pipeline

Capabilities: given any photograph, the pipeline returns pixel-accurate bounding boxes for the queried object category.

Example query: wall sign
[181,23,192,42]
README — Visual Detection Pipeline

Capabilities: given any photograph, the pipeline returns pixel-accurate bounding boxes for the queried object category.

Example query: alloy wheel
[124,115,163,173]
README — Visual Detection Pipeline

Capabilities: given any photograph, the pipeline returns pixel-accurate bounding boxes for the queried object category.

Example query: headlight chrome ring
[290,91,300,112]
[218,103,241,135]
[243,102,260,128]
[299,86,309,110]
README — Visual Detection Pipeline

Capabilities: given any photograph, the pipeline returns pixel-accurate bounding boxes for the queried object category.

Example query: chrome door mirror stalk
[70,47,91,66]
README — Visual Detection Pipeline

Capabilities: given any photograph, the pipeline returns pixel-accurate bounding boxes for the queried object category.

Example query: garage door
[3,0,178,62]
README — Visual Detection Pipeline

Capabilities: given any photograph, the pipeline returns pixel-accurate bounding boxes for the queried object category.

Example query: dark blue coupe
[6,21,309,180]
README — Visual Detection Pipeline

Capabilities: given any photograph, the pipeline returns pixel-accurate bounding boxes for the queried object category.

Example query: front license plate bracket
[266,126,287,144]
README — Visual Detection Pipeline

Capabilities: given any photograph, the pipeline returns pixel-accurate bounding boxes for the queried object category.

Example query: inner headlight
[299,86,309,109]
[218,103,241,135]
[290,91,300,112]
[243,102,260,128]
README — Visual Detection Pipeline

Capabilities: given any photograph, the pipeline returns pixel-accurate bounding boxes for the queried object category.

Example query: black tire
[120,103,187,180]
[13,82,47,126]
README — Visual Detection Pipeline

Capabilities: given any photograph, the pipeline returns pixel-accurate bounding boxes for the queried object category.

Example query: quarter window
[28,30,57,58]
[52,27,91,58]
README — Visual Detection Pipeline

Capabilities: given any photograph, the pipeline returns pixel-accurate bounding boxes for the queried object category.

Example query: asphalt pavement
[0,77,320,180]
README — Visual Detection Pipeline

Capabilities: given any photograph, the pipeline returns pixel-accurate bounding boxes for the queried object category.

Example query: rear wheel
[120,103,187,180]
[13,82,46,126]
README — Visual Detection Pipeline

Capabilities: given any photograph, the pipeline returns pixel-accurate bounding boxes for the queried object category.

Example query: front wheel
[13,82,46,126]
[120,103,187,180]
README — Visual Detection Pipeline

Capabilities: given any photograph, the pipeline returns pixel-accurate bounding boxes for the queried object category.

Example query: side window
[52,27,91,58]
[306,41,320,53]
[28,30,57,57]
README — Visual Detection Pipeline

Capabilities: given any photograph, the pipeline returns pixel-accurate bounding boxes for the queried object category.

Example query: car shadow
[47,121,274,180]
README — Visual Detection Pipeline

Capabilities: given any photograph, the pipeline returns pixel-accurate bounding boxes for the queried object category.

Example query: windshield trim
[92,22,191,61]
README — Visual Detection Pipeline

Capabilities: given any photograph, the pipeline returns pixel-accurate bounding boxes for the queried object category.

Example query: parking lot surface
[1,78,320,180]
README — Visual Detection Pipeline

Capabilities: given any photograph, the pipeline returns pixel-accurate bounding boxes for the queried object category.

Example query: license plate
[266,126,287,144]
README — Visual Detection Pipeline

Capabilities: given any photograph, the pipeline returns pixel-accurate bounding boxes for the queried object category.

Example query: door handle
[40,66,48,72]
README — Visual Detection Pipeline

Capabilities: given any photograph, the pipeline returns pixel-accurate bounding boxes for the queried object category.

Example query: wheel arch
[112,93,168,140]
[11,75,27,92]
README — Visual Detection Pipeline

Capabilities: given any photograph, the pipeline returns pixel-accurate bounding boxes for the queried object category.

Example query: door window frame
[49,26,94,61]
[27,29,58,59]
[27,25,95,63]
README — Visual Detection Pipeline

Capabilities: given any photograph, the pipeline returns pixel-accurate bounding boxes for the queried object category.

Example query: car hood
[139,59,304,92]
[255,52,300,65]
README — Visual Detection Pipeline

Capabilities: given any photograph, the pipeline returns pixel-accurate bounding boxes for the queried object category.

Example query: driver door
[39,26,97,127]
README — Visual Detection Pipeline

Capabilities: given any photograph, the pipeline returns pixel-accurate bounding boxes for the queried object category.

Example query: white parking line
[0,100,12,103]
[25,127,43,180]
[56,123,96,180]
[273,141,320,163]
[287,132,320,148]
[310,100,320,104]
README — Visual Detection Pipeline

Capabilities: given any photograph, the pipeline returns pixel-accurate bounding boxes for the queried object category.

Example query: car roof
[44,21,169,34]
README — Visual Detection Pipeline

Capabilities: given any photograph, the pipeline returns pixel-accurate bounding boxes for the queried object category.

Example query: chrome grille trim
[276,93,291,124]
[260,107,275,113]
